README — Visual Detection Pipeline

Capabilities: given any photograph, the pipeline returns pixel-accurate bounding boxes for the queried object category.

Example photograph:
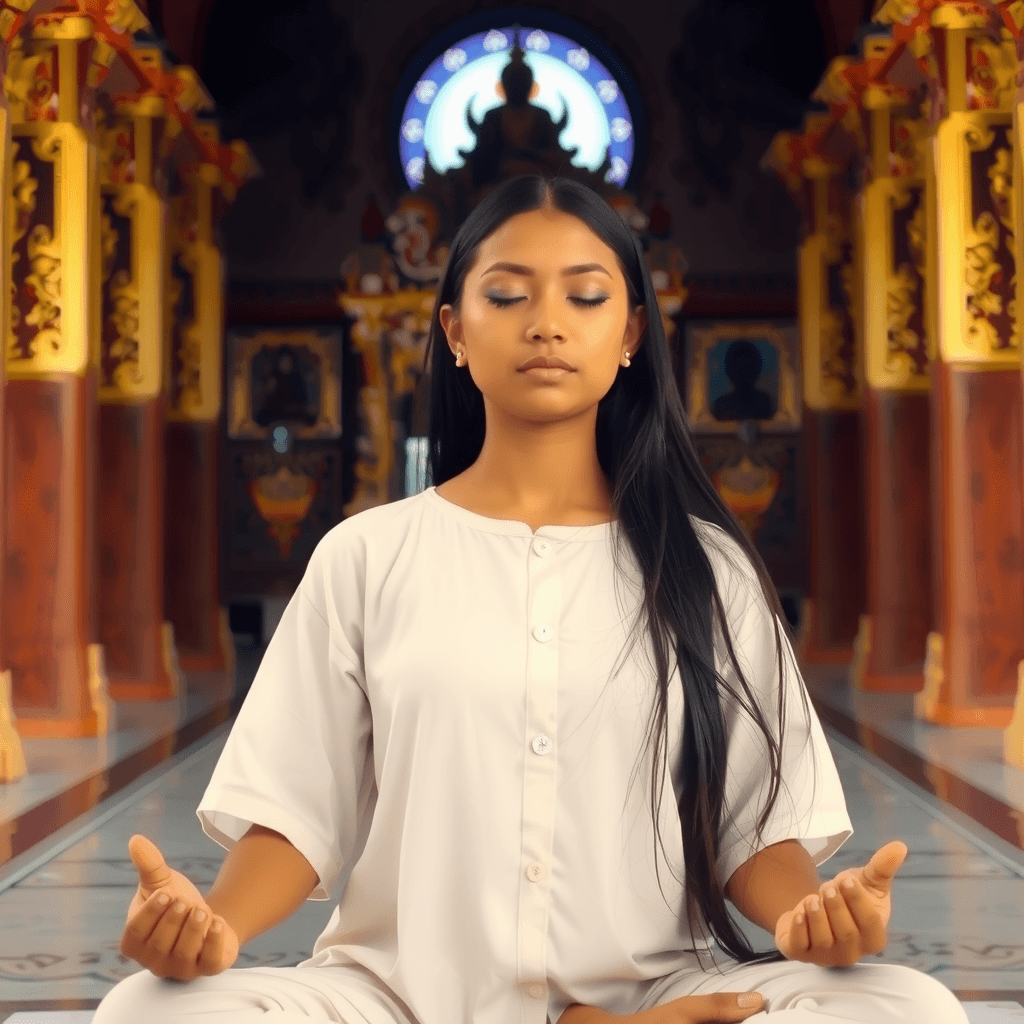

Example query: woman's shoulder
[316,490,426,552]
[302,491,429,598]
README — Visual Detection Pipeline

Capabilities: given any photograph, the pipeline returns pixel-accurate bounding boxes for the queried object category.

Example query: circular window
[395,22,639,192]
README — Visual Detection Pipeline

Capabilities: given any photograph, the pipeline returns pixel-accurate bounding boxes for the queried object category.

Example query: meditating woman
[94,174,968,1024]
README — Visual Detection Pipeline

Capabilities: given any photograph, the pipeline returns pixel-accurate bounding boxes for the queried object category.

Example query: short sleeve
[195,529,374,901]
[698,525,853,892]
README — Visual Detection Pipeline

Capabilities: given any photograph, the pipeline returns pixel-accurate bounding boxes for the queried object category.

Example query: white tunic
[196,485,853,1024]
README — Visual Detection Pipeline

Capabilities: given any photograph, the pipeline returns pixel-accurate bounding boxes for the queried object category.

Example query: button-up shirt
[197,485,852,1024]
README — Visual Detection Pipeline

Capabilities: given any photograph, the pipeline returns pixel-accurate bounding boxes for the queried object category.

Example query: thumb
[128,834,172,893]
[861,839,907,892]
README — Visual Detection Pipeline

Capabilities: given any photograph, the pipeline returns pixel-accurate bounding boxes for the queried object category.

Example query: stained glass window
[396,25,637,191]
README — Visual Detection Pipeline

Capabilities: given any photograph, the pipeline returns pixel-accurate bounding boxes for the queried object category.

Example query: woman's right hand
[119,833,239,981]
[645,992,764,1022]
[562,992,764,1024]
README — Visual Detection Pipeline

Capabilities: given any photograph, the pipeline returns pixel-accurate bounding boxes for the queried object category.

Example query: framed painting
[227,326,343,440]
[685,319,800,434]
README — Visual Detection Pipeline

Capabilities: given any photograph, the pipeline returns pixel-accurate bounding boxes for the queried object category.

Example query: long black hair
[423,174,815,968]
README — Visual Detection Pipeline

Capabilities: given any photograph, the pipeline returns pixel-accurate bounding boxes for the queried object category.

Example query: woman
[95,176,968,1023]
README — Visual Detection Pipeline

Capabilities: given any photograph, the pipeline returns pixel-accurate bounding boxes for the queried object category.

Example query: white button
[528,984,546,999]
[533,625,552,642]
[526,862,547,882]
[532,734,552,755]
[534,540,551,556]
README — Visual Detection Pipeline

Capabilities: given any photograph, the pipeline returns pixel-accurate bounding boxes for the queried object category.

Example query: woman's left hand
[773,840,908,967]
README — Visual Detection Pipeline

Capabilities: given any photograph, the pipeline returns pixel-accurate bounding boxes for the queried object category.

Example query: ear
[439,304,462,347]
[627,304,648,353]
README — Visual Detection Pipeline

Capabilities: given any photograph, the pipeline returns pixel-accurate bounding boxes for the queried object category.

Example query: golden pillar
[338,291,434,513]
[164,120,241,676]
[0,13,24,779]
[767,116,866,663]
[1005,0,1024,767]
[848,53,934,692]
[95,83,181,700]
[3,22,112,736]
[875,2,1024,726]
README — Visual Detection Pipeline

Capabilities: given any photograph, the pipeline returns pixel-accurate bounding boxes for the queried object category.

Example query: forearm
[205,824,320,947]
[724,839,820,936]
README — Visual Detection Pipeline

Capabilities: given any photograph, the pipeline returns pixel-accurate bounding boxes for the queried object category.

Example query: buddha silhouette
[711,340,776,422]
[254,346,318,428]
[459,30,606,186]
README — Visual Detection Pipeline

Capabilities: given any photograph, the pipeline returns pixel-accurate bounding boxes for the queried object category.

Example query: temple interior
[0,0,1023,1021]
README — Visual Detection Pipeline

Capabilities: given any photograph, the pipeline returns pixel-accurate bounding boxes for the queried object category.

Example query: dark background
[138,0,874,280]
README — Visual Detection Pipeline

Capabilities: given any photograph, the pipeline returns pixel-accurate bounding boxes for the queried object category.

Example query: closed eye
[485,296,609,308]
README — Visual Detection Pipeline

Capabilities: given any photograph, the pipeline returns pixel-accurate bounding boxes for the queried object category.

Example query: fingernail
[211,920,222,933]
[809,896,820,912]
[824,886,836,899]
[796,913,804,925]
[841,878,854,890]
[738,993,762,1008]
[194,910,206,923]
[157,893,170,905]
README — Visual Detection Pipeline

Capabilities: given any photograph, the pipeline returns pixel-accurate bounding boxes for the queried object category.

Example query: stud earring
[623,351,631,366]
[455,349,464,366]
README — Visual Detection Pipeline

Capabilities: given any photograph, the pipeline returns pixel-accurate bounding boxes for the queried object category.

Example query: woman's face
[438,207,646,426]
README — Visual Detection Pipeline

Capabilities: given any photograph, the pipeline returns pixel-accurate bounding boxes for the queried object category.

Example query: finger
[789,907,810,956]
[661,992,765,1021]
[169,905,210,970]
[804,893,833,953]
[820,881,859,961]
[128,835,172,892]
[836,876,887,953]
[122,891,174,954]
[861,840,907,892]
[197,917,225,973]
[149,898,193,959]
[132,891,177,942]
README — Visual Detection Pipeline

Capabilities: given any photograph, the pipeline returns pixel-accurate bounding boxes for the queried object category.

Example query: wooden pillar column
[794,124,866,663]
[164,123,237,675]
[0,26,26,779]
[909,17,1024,726]
[852,96,933,692]
[1005,4,1024,768]
[95,84,181,701]
[3,26,112,736]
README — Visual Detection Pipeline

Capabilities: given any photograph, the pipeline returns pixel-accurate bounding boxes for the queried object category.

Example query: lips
[518,356,575,371]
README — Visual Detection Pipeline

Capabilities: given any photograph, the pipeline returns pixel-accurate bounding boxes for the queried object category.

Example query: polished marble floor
[0,611,1022,1021]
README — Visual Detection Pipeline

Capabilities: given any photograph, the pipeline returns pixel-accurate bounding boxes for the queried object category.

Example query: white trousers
[644,955,969,1023]
[92,957,969,1024]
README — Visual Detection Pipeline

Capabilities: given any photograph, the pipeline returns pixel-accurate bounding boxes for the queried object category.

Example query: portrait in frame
[685,319,801,434]
[228,327,343,440]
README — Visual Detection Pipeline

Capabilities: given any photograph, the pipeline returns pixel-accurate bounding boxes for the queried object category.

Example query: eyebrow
[481,261,612,279]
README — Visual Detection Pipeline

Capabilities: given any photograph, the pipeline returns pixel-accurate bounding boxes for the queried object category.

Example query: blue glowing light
[398,27,634,190]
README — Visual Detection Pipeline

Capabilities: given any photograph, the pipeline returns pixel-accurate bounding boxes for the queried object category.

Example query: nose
[529,289,568,341]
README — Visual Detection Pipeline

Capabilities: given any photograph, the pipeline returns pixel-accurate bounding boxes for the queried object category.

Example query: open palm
[775,840,907,967]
